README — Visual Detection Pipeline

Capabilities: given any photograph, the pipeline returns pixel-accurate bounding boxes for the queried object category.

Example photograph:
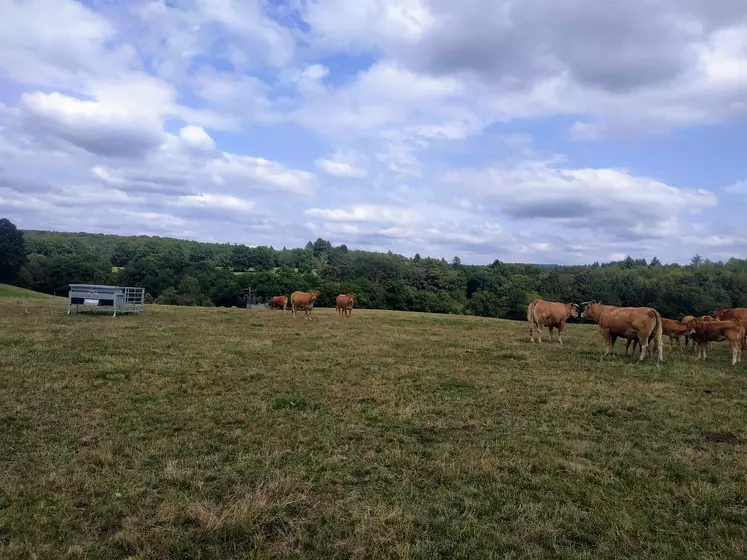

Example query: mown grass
[0,284,62,299]
[1,299,746,559]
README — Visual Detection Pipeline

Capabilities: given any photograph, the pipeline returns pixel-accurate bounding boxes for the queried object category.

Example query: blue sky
[0,0,746,264]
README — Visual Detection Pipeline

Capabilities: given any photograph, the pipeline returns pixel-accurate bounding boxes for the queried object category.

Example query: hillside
[1,299,745,558]
[0,283,62,299]
[13,227,747,322]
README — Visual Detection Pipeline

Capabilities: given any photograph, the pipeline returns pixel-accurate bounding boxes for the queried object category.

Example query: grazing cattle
[686,319,744,365]
[582,302,663,362]
[527,299,579,344]
[661,318,690,350]
[336,293,356,318]
[290,290,321,320]
[268,295,288,311]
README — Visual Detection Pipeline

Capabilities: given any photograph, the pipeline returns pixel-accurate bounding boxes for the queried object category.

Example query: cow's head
[685,318,702,335]
[310,290,321,301]
[348,293,356,299]
[567,303,579,319]
[714,308,730,320]
[580,301,599,321]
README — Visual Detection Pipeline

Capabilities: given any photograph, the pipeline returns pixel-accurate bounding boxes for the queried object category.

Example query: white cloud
[15,92,165,158]
[303,64,329,79]
[314,159,366,178]
[177,193,255,212]
[441,162,717,239]
[0,0,137,89]
[314,151,367,178]
[305,204,420,223]
[179,125,217,152]
[0,0,745,266]
[725,179,747,194]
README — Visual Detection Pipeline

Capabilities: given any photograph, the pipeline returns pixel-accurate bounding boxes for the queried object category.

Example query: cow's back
[721,308,747,322]
[533,300,565,325]
[600,307,657,334]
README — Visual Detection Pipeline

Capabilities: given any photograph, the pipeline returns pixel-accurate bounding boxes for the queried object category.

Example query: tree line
[1,218,746,320]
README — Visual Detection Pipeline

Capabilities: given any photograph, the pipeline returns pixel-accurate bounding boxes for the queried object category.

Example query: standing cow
[582,302,663,362]
[712,308,747,349]
[268,295,288,311]
[336,293,356,319]
[527,299,579,344]
[290,290,321,320]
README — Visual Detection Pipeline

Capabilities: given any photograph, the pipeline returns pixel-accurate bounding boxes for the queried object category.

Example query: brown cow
[714,308,747,322]
[268,295,288,311]
[661,318,690,350]
[686,319,744,365]
[527,299,578,344]
[714,309,747,346]
[713,309,747,349]
[290,290,321,320]
[683,315,716,351]
[580,302,639,356]
[582,302,663,362]
[336,293,356,318]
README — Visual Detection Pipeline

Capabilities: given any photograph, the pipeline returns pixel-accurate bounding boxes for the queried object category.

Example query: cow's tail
[527,300,536,341]
[655,310,663,362]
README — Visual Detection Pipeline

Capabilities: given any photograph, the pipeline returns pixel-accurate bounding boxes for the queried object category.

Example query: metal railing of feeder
[67,284,145,317]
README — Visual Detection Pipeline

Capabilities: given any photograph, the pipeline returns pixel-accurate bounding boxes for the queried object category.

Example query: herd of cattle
[267,290,355,319]
[264,291,746,365]
[527,299,747,365]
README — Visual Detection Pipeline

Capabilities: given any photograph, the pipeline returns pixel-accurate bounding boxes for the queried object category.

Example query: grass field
[1,299,746,559]
[0,283,62,299]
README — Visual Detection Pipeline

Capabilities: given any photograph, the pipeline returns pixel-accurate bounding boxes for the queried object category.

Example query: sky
[0,0,746,265]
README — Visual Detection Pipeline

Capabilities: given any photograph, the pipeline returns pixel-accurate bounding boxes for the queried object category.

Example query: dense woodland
[1,218,746,320]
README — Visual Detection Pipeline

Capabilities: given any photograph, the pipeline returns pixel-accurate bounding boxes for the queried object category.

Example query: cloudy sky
[1,0,746,264]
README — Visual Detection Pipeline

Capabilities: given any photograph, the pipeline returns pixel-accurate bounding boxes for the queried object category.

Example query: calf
[662,318,690,350]
[687,319,744,365]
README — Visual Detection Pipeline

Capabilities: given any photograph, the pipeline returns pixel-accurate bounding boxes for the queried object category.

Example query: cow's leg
[731,343,739,365]
[548,326,554,342]
[536,322,543,344]
[292,304,296,319]
[557,322,565,344]
[602,331,612,356]
[638,337,649,362]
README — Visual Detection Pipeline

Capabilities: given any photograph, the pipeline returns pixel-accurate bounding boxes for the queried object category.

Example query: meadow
[1,296,746,559]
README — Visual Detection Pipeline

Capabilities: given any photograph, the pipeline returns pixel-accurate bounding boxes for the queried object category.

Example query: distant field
[0,284,61,299]
[1,300,746,559]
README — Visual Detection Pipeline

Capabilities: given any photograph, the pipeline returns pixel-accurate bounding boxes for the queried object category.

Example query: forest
[1,218,746,320]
